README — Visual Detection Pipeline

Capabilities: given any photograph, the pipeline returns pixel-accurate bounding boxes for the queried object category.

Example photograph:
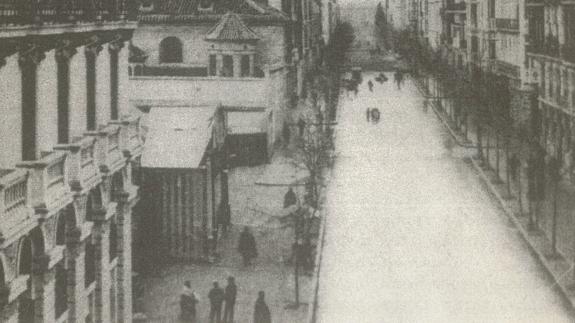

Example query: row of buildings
[0,0,339,321]
[385,0,575,185]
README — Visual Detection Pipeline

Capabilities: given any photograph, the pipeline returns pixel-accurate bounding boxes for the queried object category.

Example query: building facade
[0,1,141,322]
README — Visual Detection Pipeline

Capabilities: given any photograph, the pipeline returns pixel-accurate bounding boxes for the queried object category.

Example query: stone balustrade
[17,151,70,213]
[0,169,36,244]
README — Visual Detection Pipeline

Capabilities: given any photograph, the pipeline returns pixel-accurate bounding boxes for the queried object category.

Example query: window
[159,37,183,63]
[209,54,217,76]
[488,40,496,59]
[222,55,233,77]
[241,55,250,77]
[85,240,96,287]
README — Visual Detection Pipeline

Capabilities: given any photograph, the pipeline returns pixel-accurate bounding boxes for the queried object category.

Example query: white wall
[0,55,22,169]
[69,46,88,140]
[129,77,270,107]
[97,46,112,127]
[132,24,287,68]
[37,50,58,154]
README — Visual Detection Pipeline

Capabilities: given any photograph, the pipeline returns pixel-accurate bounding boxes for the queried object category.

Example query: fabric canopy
[142,106,216,168]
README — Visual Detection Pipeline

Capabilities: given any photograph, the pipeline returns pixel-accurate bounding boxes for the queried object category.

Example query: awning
[142,106,216,169]
[227,111,266,135]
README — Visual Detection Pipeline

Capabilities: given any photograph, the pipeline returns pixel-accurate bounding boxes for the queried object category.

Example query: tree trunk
[552,181,558,255]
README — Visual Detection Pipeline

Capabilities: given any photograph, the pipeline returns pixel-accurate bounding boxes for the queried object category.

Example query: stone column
[34,261,56,322]
[115,185,133,323]
[216,54,223,77]
[233,55,241,78]
[93,217,111,323]
[67,236,87,323]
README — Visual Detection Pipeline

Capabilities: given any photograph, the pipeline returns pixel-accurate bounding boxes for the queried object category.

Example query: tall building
[525,1,575,169]
[0,1,140,322]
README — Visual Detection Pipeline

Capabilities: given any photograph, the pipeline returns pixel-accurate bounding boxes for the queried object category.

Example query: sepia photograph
[1,0,575,322]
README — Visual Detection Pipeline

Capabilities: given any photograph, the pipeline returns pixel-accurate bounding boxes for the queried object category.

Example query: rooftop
[205,12,260,42]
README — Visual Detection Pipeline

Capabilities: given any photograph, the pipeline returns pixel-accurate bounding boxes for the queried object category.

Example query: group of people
[180,278,272,323]
[368,72,389,92]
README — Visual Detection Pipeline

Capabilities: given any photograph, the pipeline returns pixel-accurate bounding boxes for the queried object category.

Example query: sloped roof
[138,0,288,24]
[142,107,216,169]
[205,12,260,41]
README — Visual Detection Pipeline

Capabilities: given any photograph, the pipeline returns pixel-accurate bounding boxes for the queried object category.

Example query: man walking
[208,281,225,323]
[223,277,237,323]
[238,227,258,266]
[253,291,271,323]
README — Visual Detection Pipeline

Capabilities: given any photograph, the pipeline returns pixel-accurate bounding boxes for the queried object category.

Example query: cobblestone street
[139,151,314,322]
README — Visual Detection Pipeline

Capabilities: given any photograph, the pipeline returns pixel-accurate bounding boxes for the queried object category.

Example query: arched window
[159,37,183,63]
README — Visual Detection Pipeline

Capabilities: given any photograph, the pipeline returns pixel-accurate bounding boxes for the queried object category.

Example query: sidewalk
[415,77,575,312]
[138,149,316,322]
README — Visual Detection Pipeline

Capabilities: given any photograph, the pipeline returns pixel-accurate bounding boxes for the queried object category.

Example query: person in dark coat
[223,277,237,323]
[208,281,225,323]
[238,227,258,266]
[366,107,371,121]
[283,187,297,209]
[253,291,271,323]
[282,122,290,147]
[368,80,373,92]
[180,281,198,322]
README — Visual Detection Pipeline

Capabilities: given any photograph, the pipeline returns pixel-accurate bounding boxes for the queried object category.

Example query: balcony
[54,136,100,192]
[84,125,125,174]
[495,18,519,32]
[130,65,209,78]
[17,151,71,213]
[0,0,138,27]
[0,169,35,244]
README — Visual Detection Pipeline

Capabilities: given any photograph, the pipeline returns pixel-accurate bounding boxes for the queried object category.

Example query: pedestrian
[238,227,258,266]
[509,154,520,181]
[282,122,290,147]
[284,187,297,209]
[366,107,371,122]
[368,80,373,92]
[297,118,306,137]
[253,291,271,323]
[208,281,225,323]
[223,277,237,323]
[180,281,199,322]
[394,70,403,90]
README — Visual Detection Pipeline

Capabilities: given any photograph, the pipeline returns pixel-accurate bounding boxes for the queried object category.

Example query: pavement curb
[414,77,575,313]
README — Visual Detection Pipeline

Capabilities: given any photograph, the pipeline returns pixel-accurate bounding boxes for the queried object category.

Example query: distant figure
[253,291,271,323]
[284,187,297,209]
[238,227,258,266]
[282,122,290,147]
[297,118,306,136]
[223,277,237,323]
[366,107,371,122]
[509,154,520,181]
[180,281,198,322]
[208,282,225,323]
[394,70,403,90]
[368,80,374,92]
[370,108,381,122]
